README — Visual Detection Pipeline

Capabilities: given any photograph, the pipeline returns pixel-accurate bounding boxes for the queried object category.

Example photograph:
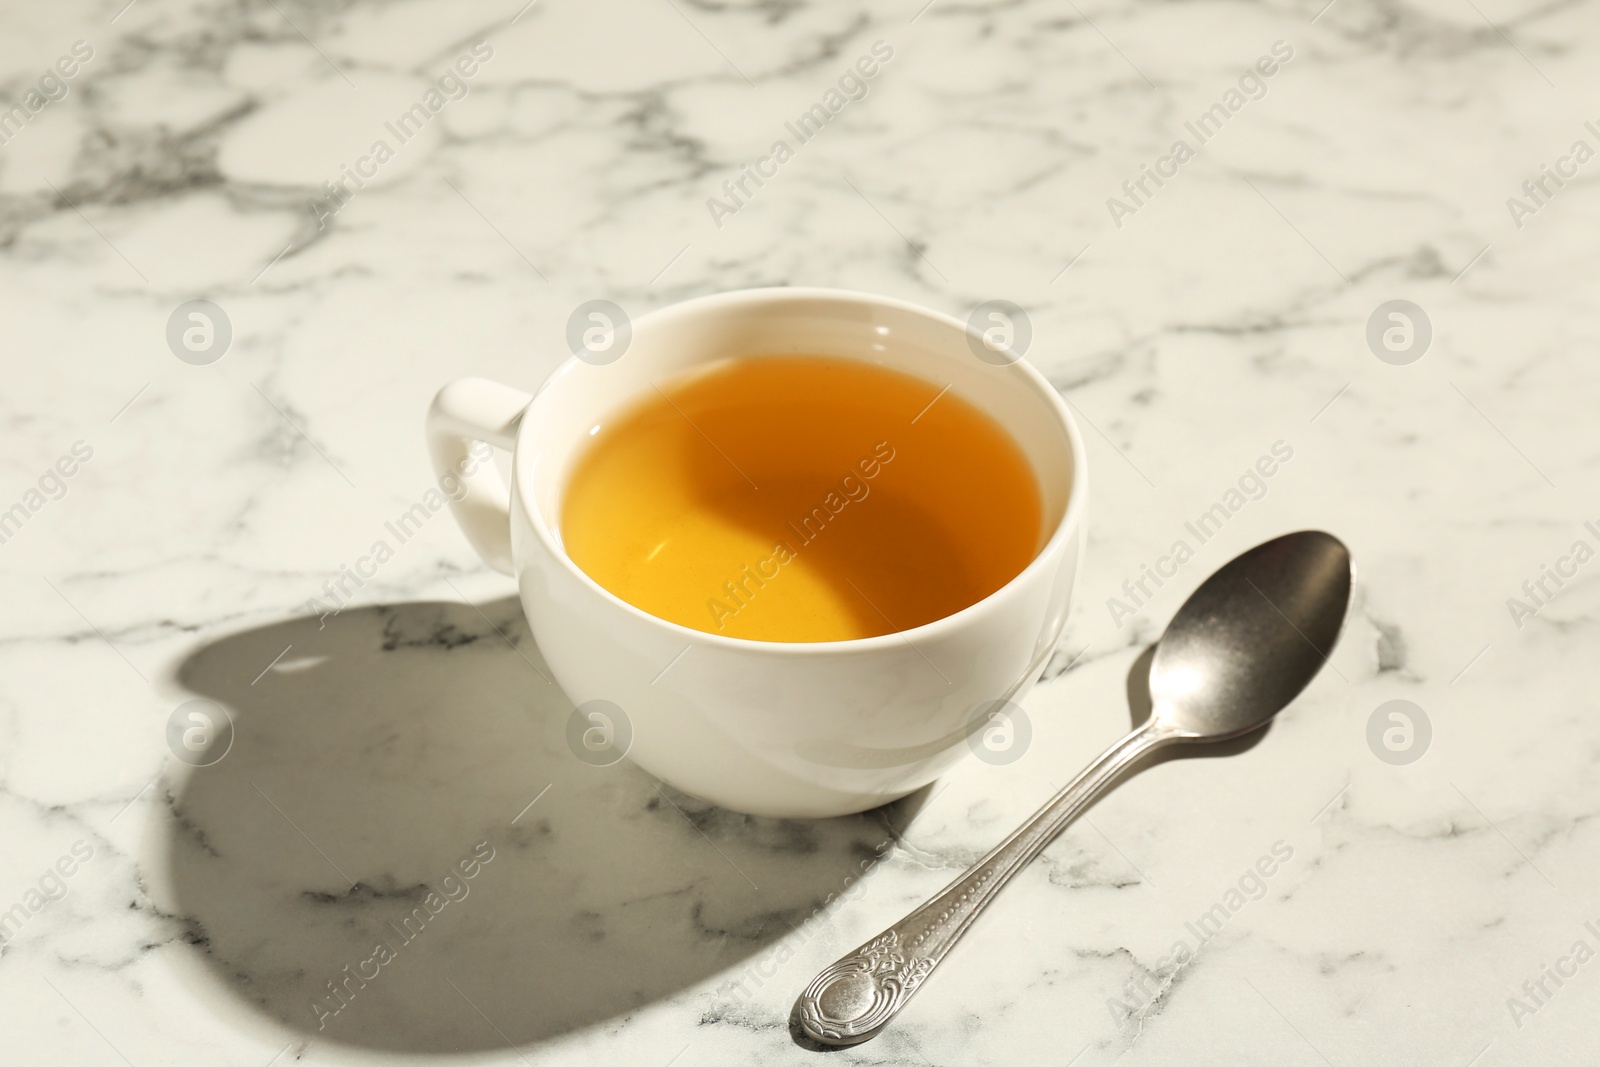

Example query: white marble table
[3,0,1597,1063]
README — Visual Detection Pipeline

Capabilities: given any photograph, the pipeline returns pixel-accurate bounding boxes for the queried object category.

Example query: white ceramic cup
[426,288,1087,818]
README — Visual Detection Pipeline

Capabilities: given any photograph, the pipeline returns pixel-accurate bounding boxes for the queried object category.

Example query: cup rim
[515,286,1088,655]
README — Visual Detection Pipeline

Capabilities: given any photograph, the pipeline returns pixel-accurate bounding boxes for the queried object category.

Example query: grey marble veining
[1,0,1598,1064]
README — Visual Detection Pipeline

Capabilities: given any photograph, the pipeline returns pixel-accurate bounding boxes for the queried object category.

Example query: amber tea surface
[560,356,1044,643]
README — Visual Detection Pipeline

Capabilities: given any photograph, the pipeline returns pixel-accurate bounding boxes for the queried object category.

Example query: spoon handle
[796,721,1171,1045]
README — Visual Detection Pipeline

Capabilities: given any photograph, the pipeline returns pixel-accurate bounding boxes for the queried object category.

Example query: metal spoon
[796,530,1354,1046]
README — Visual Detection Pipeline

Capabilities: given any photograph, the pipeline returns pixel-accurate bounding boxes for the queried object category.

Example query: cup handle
[426,377,533,575]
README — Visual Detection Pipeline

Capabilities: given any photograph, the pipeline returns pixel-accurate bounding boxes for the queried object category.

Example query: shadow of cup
[156,598,920,1053]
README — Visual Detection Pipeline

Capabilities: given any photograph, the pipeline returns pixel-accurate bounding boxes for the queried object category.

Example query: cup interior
[517,288,1078,639]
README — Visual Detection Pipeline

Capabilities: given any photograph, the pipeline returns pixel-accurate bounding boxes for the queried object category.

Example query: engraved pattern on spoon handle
[797,722,1172,1046]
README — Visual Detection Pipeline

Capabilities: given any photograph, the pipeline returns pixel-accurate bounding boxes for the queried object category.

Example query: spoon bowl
[1150,530,1352,739]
